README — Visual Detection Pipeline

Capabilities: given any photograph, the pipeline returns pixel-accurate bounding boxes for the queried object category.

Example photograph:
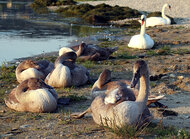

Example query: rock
[20,125,30,129]
[160,109,178,117]
[57,98,70,105]
[169,74,176,78]
[177,76,184,80]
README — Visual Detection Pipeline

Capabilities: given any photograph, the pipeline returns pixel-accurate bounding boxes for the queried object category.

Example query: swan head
[20,60,40,70]
[130,60,148,88]
[164,3,171,10]
[55,51,77,68]
[140,15,146,25]
[18,78,50,93]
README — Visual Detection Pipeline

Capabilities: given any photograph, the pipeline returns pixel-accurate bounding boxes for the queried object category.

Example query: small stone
[20,124,30,129]
[0,110,5,113]
[169,74,176,78]
[60,131,64,136]
[177,76,184,80]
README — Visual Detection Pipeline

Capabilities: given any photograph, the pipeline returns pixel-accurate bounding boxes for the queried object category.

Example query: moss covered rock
[56,3,141,25]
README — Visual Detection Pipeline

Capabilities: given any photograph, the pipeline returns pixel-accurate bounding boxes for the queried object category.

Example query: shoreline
[4,0,190,65]
[82,0,190,25]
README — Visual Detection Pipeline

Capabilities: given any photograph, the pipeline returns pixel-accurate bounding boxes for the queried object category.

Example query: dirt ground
[0,24,190,138]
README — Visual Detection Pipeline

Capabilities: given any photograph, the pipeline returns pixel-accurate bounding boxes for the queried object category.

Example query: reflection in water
[0,0,119,64]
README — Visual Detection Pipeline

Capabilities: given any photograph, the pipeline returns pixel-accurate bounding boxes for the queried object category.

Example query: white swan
[128,15,154,49]
[146,3,171,27]
[5,78,58,113]
[72,60,152,128]
[16,59,54,83]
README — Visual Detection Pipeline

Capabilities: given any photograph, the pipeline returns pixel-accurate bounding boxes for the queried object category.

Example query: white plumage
[128,15,154,49]
[146,3,171,27]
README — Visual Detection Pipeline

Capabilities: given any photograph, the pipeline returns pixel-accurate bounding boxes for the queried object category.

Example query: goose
[45,52,89,88]
[59,43,118,61]
[146,3,171,27]
[72,60,152,127]
[4,78,58,113]
[128,15,154,49]
[16,59,54,83]
[92,69,165,107]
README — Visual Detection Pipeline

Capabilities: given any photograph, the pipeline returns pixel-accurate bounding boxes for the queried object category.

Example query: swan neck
[136,71,149,105]
[162,5,168,19]
[54,56,66,67]
[76,45,83,57]
[140,22,146,36]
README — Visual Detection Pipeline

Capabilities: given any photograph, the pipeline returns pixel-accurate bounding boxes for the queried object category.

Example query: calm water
[0,0,117,64]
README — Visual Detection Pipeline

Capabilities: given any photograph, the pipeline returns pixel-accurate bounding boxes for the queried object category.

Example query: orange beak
[141,20,144,25]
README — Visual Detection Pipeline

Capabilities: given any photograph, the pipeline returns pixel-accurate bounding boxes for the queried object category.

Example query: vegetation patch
[56,3,141,25]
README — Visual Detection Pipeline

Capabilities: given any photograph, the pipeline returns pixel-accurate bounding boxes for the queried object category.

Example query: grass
[1,25,190,138]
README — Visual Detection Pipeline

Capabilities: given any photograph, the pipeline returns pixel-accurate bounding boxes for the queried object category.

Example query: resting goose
[45,52,89,88]
[72,60,152,128]
[5,78,57,113]
[59,43,118,61]
[128,15,154,49]
[146,3,171,27]
[16,59,54,83]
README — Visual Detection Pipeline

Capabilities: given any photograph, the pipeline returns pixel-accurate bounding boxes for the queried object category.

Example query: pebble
[177,76,184,80]
[20,124,30,129]
[169,74,176,78]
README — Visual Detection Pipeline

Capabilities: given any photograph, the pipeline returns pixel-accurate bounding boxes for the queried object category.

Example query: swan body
[146,4,171,27]
[60,43,118,61]
[128,15,154,49]
[45,52,89,87]
[16,59,54,83]
[45,63,71,88]
[73,60,152,127]
[5,78,57,113]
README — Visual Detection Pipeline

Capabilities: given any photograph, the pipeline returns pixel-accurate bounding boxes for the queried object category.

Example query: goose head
[130,60,148,88]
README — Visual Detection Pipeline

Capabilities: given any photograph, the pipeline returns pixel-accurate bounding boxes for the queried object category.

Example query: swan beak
[141,18,145,25]
[141,20,144,25]
[130,73,140,88]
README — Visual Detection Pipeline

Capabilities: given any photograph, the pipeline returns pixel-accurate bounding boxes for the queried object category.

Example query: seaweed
[56,3,141,25]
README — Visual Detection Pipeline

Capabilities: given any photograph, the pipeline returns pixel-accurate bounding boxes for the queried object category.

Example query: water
[0,0,117,64]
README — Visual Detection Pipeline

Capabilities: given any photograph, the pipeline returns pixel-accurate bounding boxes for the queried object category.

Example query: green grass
[0,63,17,103]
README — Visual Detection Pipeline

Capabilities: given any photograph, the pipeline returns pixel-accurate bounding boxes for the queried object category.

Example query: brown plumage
[70,43,118,61]
[5,78,57,113]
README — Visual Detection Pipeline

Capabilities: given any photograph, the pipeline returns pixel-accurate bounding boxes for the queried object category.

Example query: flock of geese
[4,3,171,128]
